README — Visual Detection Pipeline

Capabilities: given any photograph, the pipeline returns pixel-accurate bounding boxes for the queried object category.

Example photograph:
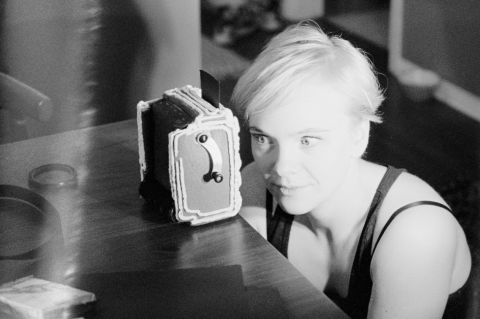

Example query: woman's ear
[351,120,370,158]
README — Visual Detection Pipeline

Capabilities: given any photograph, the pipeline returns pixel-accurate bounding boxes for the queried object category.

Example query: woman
[232,21,471,318]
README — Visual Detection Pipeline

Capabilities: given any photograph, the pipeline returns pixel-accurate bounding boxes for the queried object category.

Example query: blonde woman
[233,21,471,319]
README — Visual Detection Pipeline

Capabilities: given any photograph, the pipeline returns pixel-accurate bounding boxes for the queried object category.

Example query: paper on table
[0,276,96,319]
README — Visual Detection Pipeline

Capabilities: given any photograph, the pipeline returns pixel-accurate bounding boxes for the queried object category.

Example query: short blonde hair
[231,21,384,123]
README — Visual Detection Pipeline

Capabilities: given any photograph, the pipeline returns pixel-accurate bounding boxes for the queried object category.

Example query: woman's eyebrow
[248,126,265,133]
[296,127,331,134]
[248,126,331,135]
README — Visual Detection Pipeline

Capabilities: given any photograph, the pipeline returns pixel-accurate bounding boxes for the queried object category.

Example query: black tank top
[266,166,468,318]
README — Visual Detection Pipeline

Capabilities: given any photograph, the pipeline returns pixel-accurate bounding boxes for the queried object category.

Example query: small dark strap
[266,190,273,217]
[371,201,453,256]
[350,166,406,283]
[345,166,405,318]
[266,191,293,258]
[357,166,407,254]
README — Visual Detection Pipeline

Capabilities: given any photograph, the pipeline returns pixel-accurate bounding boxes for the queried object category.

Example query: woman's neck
[306,160,374,241]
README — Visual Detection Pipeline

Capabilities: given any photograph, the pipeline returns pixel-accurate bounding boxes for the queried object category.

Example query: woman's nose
[270,145,298,177]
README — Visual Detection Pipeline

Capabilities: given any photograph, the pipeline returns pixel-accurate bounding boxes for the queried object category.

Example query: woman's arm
[368,205,459,319]
[239,162,267,238]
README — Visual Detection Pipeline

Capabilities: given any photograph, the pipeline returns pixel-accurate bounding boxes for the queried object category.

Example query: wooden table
[0,120,348,318]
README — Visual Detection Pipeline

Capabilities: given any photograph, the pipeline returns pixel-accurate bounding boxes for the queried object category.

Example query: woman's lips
[270,183,308,196]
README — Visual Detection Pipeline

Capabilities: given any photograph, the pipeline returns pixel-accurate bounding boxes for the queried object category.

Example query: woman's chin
[268,185,317,215]
[276,196,315,215]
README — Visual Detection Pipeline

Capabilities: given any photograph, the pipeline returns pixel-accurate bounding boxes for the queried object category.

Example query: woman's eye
[300,136,320,147]
[252,134,269,144]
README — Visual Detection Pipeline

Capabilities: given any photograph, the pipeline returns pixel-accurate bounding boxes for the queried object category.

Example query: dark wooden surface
[0,120,348,319]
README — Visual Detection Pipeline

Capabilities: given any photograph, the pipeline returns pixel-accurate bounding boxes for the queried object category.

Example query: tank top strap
[266,191,293,258]
[345,166,405,318]
[352,166,406,270]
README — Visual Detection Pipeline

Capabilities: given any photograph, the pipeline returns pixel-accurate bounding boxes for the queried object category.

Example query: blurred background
[0,0,479,245]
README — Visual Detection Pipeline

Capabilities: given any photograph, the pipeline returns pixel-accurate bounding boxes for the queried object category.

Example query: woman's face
[248,79,363,215]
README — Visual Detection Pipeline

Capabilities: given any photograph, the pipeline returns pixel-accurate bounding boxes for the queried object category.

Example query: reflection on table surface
[0,119,348,318]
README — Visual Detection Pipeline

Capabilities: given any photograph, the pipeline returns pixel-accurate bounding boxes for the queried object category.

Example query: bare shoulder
[377,170,453,229]
[375,171,459,254]
[367,170,472,317]
[375,170,469,251]
[370,170,471,307]
[239,162,267,238]
[393,171,446,202]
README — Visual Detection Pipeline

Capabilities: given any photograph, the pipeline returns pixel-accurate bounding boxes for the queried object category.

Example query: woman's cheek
[252,146,272,173]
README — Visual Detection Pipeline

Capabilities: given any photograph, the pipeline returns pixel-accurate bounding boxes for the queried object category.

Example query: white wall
[389,0,480,122]
[1,0,201,138]
[133,0,201,99]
